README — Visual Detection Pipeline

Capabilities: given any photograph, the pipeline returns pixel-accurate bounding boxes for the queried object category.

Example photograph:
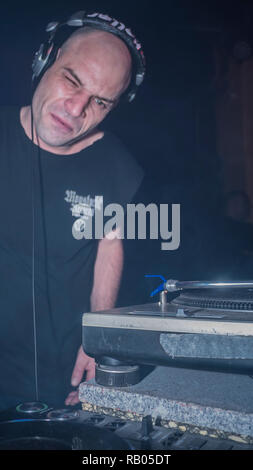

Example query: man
[0,17,144,409]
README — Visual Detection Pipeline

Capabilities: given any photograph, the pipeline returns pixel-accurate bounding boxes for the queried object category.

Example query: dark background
[1,0,253,305]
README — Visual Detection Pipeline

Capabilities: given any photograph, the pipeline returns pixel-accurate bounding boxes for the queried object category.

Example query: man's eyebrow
[63,67,116,104]
[63,67,83,86]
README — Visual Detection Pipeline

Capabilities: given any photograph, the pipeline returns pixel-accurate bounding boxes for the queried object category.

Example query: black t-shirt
[0,106,143,408]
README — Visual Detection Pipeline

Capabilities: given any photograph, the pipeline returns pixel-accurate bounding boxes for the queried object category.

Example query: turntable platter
[172,288,253,312]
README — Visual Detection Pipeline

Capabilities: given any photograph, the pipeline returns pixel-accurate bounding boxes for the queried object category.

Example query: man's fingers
[69,393,79,406]
[85,360,96,382]
[65,346,96,406]
[65,391,79,406]
[71,346,95,386]
[71,347,88,386]
[65,391,75,405]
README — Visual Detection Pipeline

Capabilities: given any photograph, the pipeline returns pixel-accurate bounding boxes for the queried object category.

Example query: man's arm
[90,235,124,312]
[65,236,124,406]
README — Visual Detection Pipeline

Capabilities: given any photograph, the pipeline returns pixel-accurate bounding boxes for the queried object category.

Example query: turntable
[2,279,253,450]
[82,280,253,385]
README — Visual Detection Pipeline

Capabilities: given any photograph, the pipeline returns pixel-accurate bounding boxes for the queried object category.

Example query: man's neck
[20,106,104,155]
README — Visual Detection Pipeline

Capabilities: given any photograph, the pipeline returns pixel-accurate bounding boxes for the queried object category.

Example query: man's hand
[65,236,123,406]
[65,346,95,406]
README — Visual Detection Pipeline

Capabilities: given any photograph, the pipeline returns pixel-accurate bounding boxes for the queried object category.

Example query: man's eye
[94,97,107,109]
[64,75,78,87]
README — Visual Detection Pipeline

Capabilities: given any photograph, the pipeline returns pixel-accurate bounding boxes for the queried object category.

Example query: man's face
[31,31,132,152]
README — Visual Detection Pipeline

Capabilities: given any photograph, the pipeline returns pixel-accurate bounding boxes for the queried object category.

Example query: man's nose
[64,91,91,118]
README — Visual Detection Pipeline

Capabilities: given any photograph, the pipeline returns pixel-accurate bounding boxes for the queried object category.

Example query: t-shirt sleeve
[103,132,144,208]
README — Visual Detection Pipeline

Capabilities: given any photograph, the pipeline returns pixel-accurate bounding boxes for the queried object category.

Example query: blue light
[145,274,166,297]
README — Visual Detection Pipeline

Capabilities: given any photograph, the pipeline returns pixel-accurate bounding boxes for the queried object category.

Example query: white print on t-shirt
[64,190,103,240]
[65,191,181,250]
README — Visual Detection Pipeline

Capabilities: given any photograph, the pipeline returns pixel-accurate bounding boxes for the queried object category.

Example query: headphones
[32,10,146,102]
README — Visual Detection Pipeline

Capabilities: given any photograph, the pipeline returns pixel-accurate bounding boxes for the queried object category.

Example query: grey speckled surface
[79,366,253,438]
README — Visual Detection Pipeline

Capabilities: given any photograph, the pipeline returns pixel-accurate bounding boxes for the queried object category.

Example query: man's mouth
[50,113,74,132]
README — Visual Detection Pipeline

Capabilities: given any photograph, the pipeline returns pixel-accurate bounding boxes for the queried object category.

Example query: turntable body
[80,285,253,443]
[82,287,253,376]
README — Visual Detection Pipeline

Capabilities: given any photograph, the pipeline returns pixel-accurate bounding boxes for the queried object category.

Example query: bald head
[59,27,133,96]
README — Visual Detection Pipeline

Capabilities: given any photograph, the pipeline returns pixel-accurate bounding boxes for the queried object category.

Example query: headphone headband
[32,10,146,102]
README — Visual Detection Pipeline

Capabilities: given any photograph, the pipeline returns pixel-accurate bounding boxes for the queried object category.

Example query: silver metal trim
[165,279,253,292]
[82,312,253,336]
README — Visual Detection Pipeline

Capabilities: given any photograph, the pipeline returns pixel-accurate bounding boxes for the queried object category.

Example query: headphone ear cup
[32,42,57,80]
